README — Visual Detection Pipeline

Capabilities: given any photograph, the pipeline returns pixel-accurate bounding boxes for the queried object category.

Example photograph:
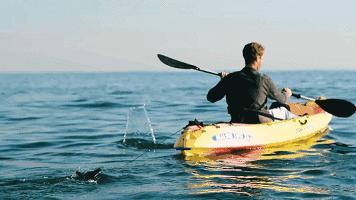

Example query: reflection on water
[189,173,329,196]
[182,130,334,196]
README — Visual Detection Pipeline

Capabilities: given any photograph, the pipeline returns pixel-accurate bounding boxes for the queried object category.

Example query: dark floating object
[73,168,102,181]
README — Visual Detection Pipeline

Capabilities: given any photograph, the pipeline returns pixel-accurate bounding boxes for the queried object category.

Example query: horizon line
[0,68,356,74]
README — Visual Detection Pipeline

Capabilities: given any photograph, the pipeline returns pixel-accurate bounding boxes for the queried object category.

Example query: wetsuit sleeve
[207,78,227,103]
[265,76,288,104]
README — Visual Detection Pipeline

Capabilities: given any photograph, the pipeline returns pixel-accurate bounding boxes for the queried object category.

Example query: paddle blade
[157,54,198,70]
[315,99,356,117]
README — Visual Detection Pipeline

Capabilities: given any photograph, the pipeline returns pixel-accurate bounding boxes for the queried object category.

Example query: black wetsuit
[207,67,289,123]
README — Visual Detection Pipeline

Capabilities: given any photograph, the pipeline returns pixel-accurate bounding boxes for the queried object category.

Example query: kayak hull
[174,103,332,157]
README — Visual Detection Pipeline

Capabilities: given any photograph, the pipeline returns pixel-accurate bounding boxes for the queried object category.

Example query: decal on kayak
[296,124,313,134]
[212,130,252,142]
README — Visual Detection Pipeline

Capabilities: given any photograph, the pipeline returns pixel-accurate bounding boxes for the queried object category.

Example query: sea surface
[0,70,355,199]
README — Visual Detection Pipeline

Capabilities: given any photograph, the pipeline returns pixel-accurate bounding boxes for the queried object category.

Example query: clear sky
[1,0,356,72]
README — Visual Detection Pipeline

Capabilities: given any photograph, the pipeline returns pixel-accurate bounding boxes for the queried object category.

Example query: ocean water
[0,71,355,199]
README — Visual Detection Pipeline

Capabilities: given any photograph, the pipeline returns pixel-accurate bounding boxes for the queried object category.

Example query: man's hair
[243,42,264,65]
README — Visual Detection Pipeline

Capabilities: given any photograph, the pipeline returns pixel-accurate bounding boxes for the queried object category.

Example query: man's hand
[282,87,292,97]
[219,72,229,79]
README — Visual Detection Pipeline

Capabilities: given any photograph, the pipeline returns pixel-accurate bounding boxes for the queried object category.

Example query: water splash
[123,104,156,144]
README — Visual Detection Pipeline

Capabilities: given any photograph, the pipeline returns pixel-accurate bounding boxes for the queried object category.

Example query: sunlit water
[0,71,355,199]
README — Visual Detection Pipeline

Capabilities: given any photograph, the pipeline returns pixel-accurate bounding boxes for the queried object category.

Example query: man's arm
[207,75,227,103]
[265,76,291,103]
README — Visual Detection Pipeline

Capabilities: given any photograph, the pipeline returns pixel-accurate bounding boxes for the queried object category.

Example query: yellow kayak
[174,101,332,157]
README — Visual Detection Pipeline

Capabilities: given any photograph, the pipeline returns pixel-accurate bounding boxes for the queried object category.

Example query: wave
[60,133,117,140]
[0,156,14,160]
[330,142,356,154]
[71,98,88,102]
[62,101,128,108]
[109,90,133,95]
[6,116,42,121]
[9,141,55,149]
[56,142,99,148]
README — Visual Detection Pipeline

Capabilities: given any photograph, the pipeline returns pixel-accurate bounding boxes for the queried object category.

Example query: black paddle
[157,54,356,118]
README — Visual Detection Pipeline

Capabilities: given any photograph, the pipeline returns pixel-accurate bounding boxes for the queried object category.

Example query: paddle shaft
[292,93,315,101]
[195,67,220,76]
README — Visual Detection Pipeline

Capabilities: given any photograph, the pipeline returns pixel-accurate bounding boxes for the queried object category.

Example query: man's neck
[246,63,259,71]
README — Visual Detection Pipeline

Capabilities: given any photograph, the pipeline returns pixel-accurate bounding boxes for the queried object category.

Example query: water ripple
[10,141,56,149]
[62,101,127,108]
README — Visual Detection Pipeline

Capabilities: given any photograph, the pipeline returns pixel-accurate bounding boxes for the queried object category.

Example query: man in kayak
[207,42,296,123]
